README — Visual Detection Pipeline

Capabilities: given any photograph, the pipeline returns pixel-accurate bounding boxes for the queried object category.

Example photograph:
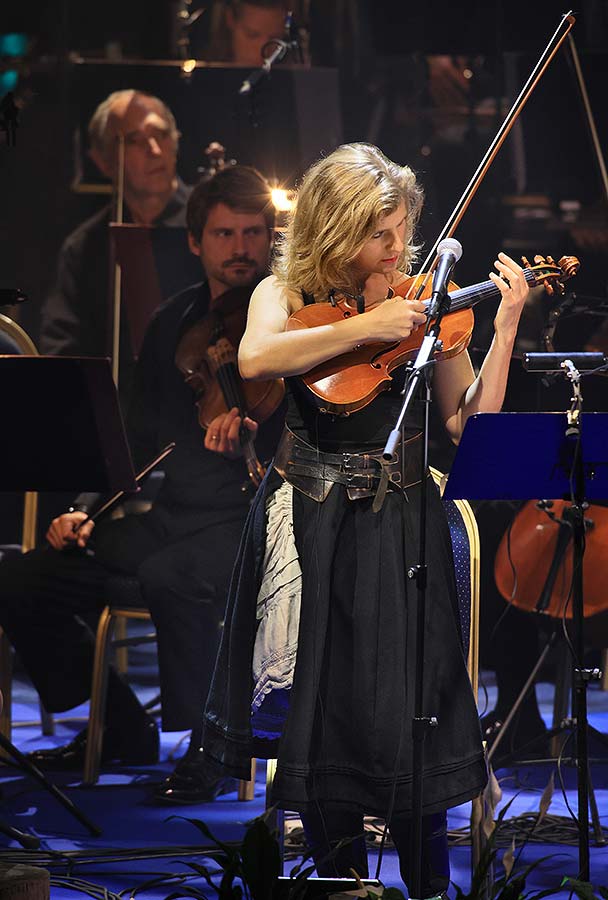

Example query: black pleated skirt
[269,477,487,816]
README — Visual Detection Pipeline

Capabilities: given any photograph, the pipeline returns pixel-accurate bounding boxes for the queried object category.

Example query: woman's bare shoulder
[252,274,304,314]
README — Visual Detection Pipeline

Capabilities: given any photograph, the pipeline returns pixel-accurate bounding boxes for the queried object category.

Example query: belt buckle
[341,452,357,472]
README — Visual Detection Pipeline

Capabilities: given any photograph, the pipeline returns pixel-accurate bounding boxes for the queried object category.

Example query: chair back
[430,466,481,698]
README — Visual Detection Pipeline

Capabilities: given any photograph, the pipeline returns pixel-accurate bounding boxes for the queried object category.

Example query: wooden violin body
[494,499,608,619]
[286,255,579,416]
[175,286,284,486]
[287,277,471,415]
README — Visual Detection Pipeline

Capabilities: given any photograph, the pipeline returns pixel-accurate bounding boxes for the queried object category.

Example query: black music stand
[0,356,138,844]
[444,410,608,881]
[0,356,137,492]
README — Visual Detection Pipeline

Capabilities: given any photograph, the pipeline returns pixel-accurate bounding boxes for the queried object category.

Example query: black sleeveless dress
[203,361,487,817]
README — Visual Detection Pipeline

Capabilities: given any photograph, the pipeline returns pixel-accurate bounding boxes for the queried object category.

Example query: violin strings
[441,268,536,314]
[216,362,253,448]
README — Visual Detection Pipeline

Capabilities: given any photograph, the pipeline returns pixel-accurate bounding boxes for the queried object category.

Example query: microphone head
[437,238,463,261]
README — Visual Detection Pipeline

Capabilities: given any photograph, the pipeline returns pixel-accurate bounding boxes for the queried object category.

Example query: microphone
[427,238,462,319]
[522,352,606,372]
[238,10,298,96]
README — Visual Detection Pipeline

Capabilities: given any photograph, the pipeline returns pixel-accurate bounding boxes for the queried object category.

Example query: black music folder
[0,356,137,493]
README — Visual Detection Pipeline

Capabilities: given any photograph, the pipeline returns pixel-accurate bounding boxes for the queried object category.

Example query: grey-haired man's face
[92,95,177,199]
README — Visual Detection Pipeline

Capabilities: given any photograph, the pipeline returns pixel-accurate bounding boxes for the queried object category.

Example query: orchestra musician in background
[0,165,284,805]
[39,89,192,390]
[202,0,294,65]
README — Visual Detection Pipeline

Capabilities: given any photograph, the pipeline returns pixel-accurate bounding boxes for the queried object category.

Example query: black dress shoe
[27,718,159,771]
[152,747,237,804]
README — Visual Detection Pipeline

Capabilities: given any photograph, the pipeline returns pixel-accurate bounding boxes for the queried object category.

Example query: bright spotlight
[271,188,294,212]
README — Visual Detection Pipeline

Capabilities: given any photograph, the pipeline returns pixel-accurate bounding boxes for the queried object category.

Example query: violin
[175,286,285,487]
[286,254,580,416]
[494,499,608,619]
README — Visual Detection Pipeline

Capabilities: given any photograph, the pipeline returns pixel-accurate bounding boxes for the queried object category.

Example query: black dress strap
[301,290,315,306]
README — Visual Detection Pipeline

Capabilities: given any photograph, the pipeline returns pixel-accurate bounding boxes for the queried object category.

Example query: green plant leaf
[183,861,222,894]
[381,888,407,900]
[241,818,282,900]
[537,772,555,825]
[562,877,604,900]
[525,885,567,900]
[169,815,240,862]
[496,873,525,900]
[285,863,318,900]
[502,839,516,879]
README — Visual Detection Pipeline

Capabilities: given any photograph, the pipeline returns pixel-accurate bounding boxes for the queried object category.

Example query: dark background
[2,0,606,347]
[1,0,607,664]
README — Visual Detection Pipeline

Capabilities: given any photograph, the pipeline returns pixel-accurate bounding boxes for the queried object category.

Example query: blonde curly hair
[273,143,423,299]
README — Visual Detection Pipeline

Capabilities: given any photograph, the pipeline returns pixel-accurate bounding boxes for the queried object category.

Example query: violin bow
[73,442,176,533]
[407,10,576,302]
[110,134,126,386]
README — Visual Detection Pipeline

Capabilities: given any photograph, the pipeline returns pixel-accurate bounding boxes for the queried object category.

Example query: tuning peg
[521,255,531,268]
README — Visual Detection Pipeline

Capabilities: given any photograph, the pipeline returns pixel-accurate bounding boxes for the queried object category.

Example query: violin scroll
[522,254,580,296]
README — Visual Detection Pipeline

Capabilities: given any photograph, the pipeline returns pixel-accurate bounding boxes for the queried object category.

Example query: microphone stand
[559,358,595,879]
[237,35,300,126]
[383,285,453,899]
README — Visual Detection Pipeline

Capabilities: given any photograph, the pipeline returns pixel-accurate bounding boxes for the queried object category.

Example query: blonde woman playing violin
[203,142,528,897]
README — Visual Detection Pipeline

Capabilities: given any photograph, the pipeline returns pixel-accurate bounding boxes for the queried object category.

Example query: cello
[494,498,608,622]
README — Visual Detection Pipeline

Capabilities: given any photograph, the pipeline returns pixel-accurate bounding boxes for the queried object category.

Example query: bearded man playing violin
[0,165,284,804]
[201,143,529,897]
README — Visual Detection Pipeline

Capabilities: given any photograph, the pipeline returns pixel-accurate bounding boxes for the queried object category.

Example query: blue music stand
[444,412,608,501]
[443,409,608,881]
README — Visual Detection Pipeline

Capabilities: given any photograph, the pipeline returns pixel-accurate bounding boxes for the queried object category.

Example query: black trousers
[0,509,245,732]
[301,804,449,897]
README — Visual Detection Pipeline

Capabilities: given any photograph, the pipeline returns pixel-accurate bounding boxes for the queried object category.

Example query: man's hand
[46,512,95,550]
[204,407,258,459]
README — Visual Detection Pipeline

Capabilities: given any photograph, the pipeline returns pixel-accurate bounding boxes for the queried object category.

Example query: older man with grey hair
[40,89,193,386]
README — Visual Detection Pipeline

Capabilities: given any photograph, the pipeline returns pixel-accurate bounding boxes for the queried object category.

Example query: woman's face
[351,202,407,279]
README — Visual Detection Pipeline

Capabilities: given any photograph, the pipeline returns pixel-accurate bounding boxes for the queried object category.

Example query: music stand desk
[444,412,608,501]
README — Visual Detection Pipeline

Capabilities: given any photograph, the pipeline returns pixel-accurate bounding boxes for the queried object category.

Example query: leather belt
[273,427,423,511]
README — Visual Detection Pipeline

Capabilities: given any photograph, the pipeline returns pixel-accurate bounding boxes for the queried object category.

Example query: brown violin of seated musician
[494,499,608,621]
[175,285,285,486]
[287,254,580,416]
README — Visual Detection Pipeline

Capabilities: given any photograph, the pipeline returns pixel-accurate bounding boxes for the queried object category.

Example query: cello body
[494,499,608,620]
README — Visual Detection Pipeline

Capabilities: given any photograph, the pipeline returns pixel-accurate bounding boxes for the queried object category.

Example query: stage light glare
[181,59,197,74]
[271,188,294,212]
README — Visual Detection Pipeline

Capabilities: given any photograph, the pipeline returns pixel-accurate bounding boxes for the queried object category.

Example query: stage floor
[1,650,607,899]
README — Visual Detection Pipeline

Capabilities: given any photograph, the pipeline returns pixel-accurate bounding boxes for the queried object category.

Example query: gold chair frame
[82,605,156,785]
